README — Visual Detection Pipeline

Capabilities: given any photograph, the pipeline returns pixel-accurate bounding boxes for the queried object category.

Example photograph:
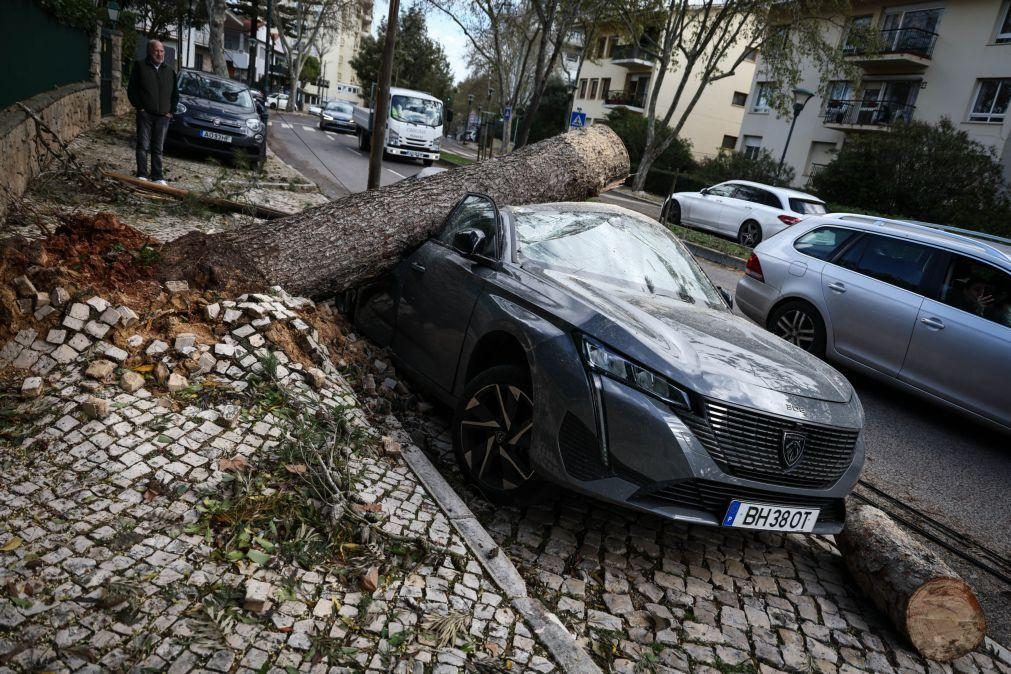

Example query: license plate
[403,150,424,158]
[200,130,232,143]
[723,500,819,532]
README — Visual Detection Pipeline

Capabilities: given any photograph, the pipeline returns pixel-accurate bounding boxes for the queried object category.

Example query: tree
[350,7,454,102]
[206,0,228,76]
[811,119,1011,235]
[695,148,794,187]
[604,107,692,174]
[274,0,356,111]
[616,0,854,191]
[524,77,572,143]
[299,55,321,87]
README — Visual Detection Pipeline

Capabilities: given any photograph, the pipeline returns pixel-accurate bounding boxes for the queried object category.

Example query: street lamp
[778,87,815,178]
[106,0,119,22]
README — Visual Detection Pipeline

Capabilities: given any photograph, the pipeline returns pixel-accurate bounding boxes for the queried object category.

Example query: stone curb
[683,241,747,270]
[401,446,604,674]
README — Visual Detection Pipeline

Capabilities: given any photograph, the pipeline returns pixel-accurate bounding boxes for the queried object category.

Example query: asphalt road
[268,122,1011,643]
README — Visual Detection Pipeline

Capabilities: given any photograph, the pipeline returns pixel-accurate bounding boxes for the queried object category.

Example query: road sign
[503,105,512,120]
[569,111,587,129]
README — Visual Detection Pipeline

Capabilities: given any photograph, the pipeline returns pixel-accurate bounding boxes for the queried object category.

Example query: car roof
[722,180,824,203]
[806,214,1011,267]
[390,86,441,102]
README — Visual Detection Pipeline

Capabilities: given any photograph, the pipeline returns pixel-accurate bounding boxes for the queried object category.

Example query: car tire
[663,199,681,227]
[423,159,434,167]
[453,365,538,499]
[738,220,763,247]
[768,300,826,357]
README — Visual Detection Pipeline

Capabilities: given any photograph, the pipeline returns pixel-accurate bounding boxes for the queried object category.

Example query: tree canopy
[350,7,454,103]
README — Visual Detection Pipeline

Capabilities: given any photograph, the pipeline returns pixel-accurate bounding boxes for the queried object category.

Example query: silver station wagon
[736,215,1011,432]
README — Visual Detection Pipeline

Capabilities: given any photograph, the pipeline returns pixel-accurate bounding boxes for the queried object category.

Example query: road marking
[281,123,293,129]
[301,126,316,132]
[267,121,273,126]
[386,168,407,178]
[345,147,361,156]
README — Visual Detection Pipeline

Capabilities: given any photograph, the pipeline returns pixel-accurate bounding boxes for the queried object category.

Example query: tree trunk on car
[157,124,629,297]
[835,504,986,662]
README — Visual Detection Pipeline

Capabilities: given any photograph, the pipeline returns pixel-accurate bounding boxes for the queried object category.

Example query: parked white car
[266,93,289,109]
[661,180,827,247]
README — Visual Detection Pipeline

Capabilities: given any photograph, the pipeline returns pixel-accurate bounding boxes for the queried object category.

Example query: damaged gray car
[352,196,864,534]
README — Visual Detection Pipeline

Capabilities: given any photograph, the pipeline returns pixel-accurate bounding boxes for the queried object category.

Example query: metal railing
[823,99,915,127]
[604,90,648,108]
[844,26,938,59]
[610,44,654,63]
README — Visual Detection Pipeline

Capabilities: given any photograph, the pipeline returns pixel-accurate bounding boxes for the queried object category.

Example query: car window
[326,102,353,114]
[438,195,498,258]
[178,72,253,110]
[707,184,737,197]
[793,227,860,261]
[753,188,782,209]
[790,199,827,215]
[835,234,938,292]
[939,256,1011,328]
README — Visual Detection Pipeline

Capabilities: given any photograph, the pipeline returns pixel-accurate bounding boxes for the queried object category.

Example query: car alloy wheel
[663,200,681,227]
[768,300,826,356]
[738,220,762,247]
[454,365,535,495]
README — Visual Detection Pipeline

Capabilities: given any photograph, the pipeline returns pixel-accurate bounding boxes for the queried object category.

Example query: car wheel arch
[463,330,530,388]
[766,296,831,356]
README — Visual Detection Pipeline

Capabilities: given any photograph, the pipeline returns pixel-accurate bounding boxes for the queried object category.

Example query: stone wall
[0,82,100,222]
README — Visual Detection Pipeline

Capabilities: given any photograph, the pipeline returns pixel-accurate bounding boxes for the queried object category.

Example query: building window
[195,53,204,70]
[600,77,611,99]
[224,31,241,50]
[742,135,762,159]
[578,78,587,99]
[732,91,747,106]
[997,3,1011,43]
[721,135,738,150]
[969,78,1011,122]
[589,79,599,99]
[842,15,873,52]
[752,83,772,112]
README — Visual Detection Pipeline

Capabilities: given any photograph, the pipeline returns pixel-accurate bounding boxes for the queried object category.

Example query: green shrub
[604,107,695,194]
[694,149,795,187]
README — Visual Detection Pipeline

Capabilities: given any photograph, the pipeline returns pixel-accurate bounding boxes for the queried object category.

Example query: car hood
[533,267,853,404]
[182,96,254,118]
[324,111,353,119]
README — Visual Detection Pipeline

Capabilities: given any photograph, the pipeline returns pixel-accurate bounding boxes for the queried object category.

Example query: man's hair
[147,39,163,54]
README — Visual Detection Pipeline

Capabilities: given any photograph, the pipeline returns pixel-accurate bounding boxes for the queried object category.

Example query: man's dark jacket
[127,58,179,115]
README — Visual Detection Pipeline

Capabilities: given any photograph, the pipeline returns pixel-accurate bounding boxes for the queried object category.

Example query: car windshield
[514,208,728,311]
[326,102,353,115]
[390,95,443,127]
[790,199,827,215]
[178,72,253,110]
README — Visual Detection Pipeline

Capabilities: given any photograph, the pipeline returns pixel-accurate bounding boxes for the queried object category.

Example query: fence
[0,0,92,111]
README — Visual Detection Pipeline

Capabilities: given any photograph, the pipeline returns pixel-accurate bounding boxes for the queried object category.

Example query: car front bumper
[321,118,356,132]
[386,145,439,161]
[528,333,864,535]
[167,120,265,158]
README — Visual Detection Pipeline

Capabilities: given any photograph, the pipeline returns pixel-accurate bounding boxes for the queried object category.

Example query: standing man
[127,40,178,184]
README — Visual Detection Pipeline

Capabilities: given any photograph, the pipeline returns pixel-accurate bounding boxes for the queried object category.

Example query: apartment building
[305,0,373,105]
[572,22,757,159]
[737,0,1011,186]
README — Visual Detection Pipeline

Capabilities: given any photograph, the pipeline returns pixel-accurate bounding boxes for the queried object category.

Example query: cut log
[835,503,986,662]
[157,124,629,297]
[103,172,291,220]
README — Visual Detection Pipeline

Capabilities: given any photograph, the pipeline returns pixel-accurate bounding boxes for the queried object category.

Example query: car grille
[558,413,610,481]
[190,114,244,133]
[642,479,846,524]
[679,400,858,489]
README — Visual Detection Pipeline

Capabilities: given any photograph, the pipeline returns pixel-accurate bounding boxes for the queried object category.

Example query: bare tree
[274,0,356,111]
[616,0,854,191]
[206,0,229,76]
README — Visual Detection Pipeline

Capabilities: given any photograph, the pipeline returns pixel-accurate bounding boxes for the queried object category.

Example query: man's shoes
[137,176,149,181]
[154,179,168,186]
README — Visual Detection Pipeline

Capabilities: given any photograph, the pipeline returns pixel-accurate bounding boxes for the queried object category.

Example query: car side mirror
[700,188,710,196]
[452,228,487,257]
[718,286,734,309]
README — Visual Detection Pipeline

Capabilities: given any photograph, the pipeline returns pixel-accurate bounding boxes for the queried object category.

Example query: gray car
[319,100,355,133]
[353,196,865,534]
[736,215,1011,433]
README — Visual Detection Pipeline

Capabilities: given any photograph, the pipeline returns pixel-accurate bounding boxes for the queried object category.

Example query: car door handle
[827,282,846,293]
[410,262,426,273]
[920,316,945,330]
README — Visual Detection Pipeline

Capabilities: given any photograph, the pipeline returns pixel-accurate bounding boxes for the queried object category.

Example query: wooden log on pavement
[835,503,986,662]
[103,171,291,220]
[157,124,629,297]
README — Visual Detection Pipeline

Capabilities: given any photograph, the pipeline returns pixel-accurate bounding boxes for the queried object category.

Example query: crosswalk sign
[569,111,587,129]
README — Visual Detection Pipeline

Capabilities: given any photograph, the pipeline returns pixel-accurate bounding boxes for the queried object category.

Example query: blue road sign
[503,105,512,120]
[569,111,587,128]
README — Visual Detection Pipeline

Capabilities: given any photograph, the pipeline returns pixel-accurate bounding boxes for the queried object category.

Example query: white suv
[661,180,827,247]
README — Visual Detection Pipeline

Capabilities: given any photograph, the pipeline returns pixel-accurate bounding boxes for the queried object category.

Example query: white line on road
[301,126,316,132]
[267,121,273,126]
[345,147,361,156]
[386,168,407,178]
[281,123,293,129]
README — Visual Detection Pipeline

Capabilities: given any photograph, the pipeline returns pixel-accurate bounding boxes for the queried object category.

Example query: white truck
[353,86,443,166]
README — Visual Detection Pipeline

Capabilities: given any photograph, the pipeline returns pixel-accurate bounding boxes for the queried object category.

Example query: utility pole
[264,0,273,95]
[367,0,400,190]
[247,0,258,87]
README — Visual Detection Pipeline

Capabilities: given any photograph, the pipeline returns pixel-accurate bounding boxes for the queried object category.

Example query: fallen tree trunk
[157,125,629,297]
[835,503,986,662]
[103,172,291,220]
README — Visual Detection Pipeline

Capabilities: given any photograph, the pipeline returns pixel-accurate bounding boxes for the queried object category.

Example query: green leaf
[11,597,32,609]
[254,536,275,552]
[226,550,245,561]
[156,434,171,444]
[246,550,271,565]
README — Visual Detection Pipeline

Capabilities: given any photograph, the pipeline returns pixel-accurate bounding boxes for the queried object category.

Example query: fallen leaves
[359,565,379,592]
[0,537,23,552]
[284,463,307,475]
[217,455,248,471]
[352,502,382,514]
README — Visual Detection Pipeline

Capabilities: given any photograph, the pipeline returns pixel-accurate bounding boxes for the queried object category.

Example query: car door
[899,255,1011,426]
[691,183,736,232]
[820,234,939,376]
[392,194,501,393]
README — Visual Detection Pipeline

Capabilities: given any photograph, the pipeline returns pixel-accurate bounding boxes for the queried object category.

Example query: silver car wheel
[774,309,816,349]
[459,383,534,491]
[738,221,762,247]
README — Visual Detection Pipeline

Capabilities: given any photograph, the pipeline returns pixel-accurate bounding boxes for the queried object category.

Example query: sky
[370,0,472,84]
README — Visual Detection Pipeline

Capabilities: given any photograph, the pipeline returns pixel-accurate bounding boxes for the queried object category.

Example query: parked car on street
[352,198,865,534]
[735,215,1011,432]
[167,69,266,168]
[266,93,288,109]
[661,180,827,247]
[308,100,325,116]
[319,100,356,133]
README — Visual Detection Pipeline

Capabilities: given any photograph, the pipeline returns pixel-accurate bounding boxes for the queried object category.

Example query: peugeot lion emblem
[780,431,807,469]
[213,118,221,126]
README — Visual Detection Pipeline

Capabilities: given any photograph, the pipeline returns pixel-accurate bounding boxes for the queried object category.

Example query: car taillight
[778,214,802,225]
[746,253,764,282]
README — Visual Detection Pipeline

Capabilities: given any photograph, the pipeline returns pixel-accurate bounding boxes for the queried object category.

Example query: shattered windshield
[390,95,443,127]
[178,72,253,110]
[514,208,728,310]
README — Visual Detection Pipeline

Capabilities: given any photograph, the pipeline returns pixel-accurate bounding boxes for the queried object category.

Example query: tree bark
[207,0,229,76]
[157,124,629,297]
[835,504,986,662]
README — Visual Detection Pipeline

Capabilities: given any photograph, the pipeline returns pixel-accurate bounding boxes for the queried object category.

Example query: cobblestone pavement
[0,283,557,672]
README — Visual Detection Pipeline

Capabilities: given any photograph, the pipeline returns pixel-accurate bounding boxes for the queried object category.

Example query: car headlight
[580,336,691,410]
[432,139,441,151]
[388,129,400,145]
[246,118,262,132]
[176,103,187,114]
[323,114,333,120]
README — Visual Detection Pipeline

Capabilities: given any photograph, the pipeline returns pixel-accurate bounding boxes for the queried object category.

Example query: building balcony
[610,44,654,70]
[822,99,915,131]
[843,27,936,72]
[603,90,647,112]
